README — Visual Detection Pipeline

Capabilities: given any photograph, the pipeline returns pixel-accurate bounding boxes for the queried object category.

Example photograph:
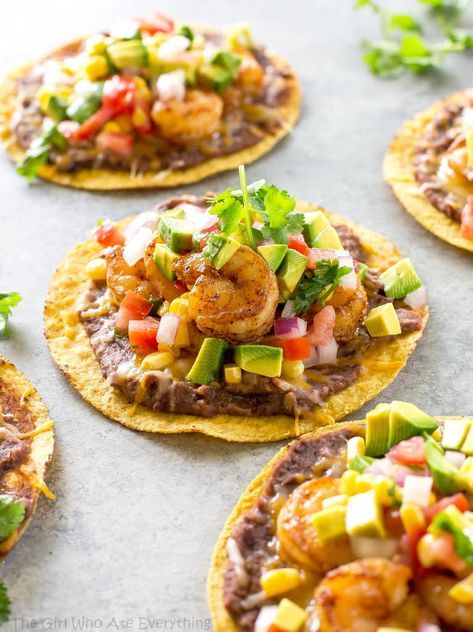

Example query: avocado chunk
[313,227,343,250]
[277,249,308,300]
[203,234,240,270]
[389,401,439,447]
[346,489,386,537]
[107,40,148,70]
[460,424,473,456]
[197,63,233,93]
[357,262,369,282]
[66,84,103,123]
[312,506,347,544]
[45,95,68,121]
[424,433,462,495]
[234,345,283,378]
[153,243,180,281]
[349,454,376,473]
[186,338,228,385]
[380,258,422,299]
[365,303,401,337]
[442,419,471,451]
[302,211,332,246]
[257,244,288,272]
[365,403,391,457]
[159,217,195,253]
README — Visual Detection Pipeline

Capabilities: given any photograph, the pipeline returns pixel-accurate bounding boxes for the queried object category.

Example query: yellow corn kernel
[84,55,109,81]
[431,428,443,442]
[354,473,376,494]
[260,568,302,598]
[225,23,253,50]
[157,342,175,354]
[373,476,395,506]
[224,365,242,385]
[449,573,473,604]
[281,359,305,380]
[133,76,153,101]
[115,114,134,133]
[103,121,122,133]
[157,301,170,317]
[273,598,308,632]
[169,298,191,322]
[417,533,440,568]
[428,492,437,505]
[400,503,426,533]
[86,258,107,281]
[85,34,108,55]
[321,494,348,509]
[340,470,358,496]
[173,320,190,348]
[347,436,365,464]
[141,351,173,372]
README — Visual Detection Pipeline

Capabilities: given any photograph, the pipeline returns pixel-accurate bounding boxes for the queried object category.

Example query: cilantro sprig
[0,293,22,338]
[0,583,10,625]
[293,261,352,314]
[355,0,473,78]
[0,495,25,540]
[17,124,67,181]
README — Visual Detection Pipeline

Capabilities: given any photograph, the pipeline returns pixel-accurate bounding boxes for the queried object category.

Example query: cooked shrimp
[143,239,182,303]
[315,558,412,632]
[174,245,279,343]
[276,478,354,573]
[332,281,368,343]
[151,89,223,145]
[105,246,156,306]
[416,574,473,631]
[233,48,264,96]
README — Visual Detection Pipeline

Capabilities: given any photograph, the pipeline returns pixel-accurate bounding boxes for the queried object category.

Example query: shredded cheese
[19,419,54,439]
[19,386,33,406]
[20,466,56,501]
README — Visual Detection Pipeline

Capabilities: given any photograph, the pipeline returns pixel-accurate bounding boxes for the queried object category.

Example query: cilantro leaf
[202,233,227,262]
[0,495,25,540]
[0,583,11,625]
[209,190,244,234]
[0,293,22,338]
[257,185,296,228]
[293,261,352,314]
[17,124,67,181]
[390,14,422,32]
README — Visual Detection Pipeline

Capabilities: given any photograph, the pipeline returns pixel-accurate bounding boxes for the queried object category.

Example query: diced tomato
[116,306,139,333]
[308,306,335,347]
[461,197,473,239]
[102,75,136,114]
[95,220,125,247]
[128,317,159,355]
[418,532,467,576]
[389,436,426,467]
[384,508,405,538]
[272,336,312,360]
[287,234,310,257]
[424,493,469,524]
[173,281,188,295]
[132,99,153,135]
[73,105,115,140]
[120,293,152,318]
[97,131,133,156]
[402,525,426,579]
[138,13,174,35]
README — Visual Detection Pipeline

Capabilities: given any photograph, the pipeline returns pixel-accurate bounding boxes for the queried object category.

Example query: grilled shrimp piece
[151,89,223,145]
[276,478,354,573]
[105,246,156,306]
[174,245,279,343]
[417,574,473,631]
[143,240,182,303]
[315,558,413,632]
[332,281,368,343]
[234,48,264,95]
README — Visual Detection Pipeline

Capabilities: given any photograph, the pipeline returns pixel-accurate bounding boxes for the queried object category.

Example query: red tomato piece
[73,105,115,140]
[138,13,174,35]
[424,493,469,524]
[128,318,159,355]
[97,131,133,156]
[308,306,335,347]
[461,197,473,239]
[403,525,426,579]
[389,436,426,467]
[102,75,136,114]
[95,220,125,247]
[120,292,152,318]
[287,234,310,257]
[272,337,312,360]
[132,99,153,135]
[115,306,139,334]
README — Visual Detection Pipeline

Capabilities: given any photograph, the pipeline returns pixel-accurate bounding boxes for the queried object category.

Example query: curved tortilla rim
[44,201,428,443]
[0,34,301,191]
[383,90,473,253]
[207,415,469,631]
[0,355,55,557]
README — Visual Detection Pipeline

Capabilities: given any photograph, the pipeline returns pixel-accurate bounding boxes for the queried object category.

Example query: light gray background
[1,1,472,630]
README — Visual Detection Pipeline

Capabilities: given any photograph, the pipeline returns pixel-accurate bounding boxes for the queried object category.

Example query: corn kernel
[133,76,153,101]
[141,351,173,372]
[281,359,304,380]
[84,55,109,81]
[322,494,348,509]
[225,23,253,49]
[428,492,437,505]
[169,298,191,322]
[224,365,242,385]
[400,503,426,533]
[103,121,122,133]
[86,258,107,281]
[85,34,108,55]
[431,428,442,442]
[417,534,438,568]
[157,342,174,354]
[260,568,302,598]
[449,573,473,604]
[115,114,134,133]
[373,476,395,506]
[340,470,358,496]
[157,301,170,317]
[173,320,190,348]
[354,473,376,494]
[347,436,365,465]
[132,106,149,129]
[272,598,308,632]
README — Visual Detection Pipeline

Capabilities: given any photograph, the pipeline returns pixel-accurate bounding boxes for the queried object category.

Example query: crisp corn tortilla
[0,35,301,191]
[384,90,473,253]
[44,202,428,443]
[0,355,55,557]
[207,415,466,631]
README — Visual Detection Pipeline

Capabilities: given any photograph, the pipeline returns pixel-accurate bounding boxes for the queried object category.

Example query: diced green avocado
[153,243,180,281]
[346,489,386,537]
[107,40,148,70]
[159,217,195,253]
[203,234,240,270]
[424,433,462,495]
[302,211,332,246]
[357,262,369,283]
[313,226,344,250]
[160,208,186,220]
[257,244,288,272]
[277,249,308,300]
[349,454,376,473]
[460,425,473,456]
[197,63,232,93]
[365,403,391,457]
[389,401,439,447]
[380,258,422,299]
[66,85,103,123]
[186,338,228,385]
[45,95,68,121]
[211,51,242,75]
[234,345,283,378]
[365,303,401,337]
[442,419,471,451]
[311,506,347,544]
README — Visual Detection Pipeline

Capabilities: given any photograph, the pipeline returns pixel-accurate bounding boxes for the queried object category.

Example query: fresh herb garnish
[238,165,256,249]
[202,233,228,261]
[293,261,352,314]
[0,293,22,338]
[355,0,473,78]
[17,124,67,181]
[0,583,11,625]
[178,25,195,44]
[0,495,25,540]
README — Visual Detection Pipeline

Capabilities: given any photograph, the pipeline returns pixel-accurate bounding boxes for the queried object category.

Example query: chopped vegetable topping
[0,494,26,540]
[17,124,67,180]
[0,292,22,338]
[0,583,10,625]
[293,261,352,314]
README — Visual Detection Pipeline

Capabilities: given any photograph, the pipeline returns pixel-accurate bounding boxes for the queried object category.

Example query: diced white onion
[404,285,427,308]
[156,312,180,346]
[254,605,278,632]
[445,450,466,470]
[351,536,399,560]
[74,79,97,97]
[402,475,433,508]
[316,337,338,365]
[158,35,191,60]
[340,268,357,291]
[156,70,186,102]
[281,300,296,318]
[123,211,158,242]
[122,226,154,267]
[226,539,249,589]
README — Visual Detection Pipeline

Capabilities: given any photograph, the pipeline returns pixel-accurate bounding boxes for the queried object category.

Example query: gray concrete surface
[1,0,472,630]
